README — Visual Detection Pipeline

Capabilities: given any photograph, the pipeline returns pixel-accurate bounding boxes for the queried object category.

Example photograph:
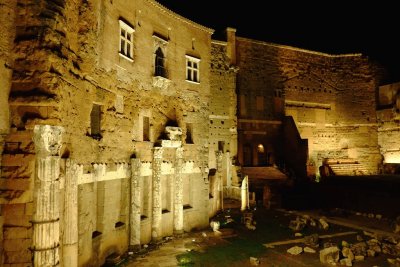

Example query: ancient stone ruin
[0,0,393,266]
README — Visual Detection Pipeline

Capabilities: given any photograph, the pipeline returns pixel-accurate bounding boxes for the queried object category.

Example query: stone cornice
[148,0,214,34]
[237,36,363,58]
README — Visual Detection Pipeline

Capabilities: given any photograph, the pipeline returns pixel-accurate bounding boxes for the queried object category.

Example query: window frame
[119,20,135,62]
[185,55,200,84]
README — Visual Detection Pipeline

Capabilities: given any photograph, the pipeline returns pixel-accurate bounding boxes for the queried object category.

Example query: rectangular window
[119,20,134,61]
[90,104,101,139]
[218,141,225,152]
[143,116,150,141]
[185,55,200,83]
[256,96,264,111]
[240,95,247,116]
[185,123,193,144]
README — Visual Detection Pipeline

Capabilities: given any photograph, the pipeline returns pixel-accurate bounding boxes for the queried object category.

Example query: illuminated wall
[234,37,382,177]
[377,82,400,165]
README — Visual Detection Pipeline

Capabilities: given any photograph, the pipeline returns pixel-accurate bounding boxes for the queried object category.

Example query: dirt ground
[125,199,399,267]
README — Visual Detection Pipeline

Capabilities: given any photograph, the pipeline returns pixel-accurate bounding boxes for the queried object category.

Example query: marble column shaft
[173,147,183,234]
[32,125,64,267]
[130,158,141,249]
[151,147,163,242]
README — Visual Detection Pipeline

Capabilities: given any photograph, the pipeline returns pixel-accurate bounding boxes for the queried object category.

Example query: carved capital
[33,125,64,157]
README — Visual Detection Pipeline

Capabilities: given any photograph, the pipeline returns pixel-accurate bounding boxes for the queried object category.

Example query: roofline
[237,36,363,58]
[149,0,214,34]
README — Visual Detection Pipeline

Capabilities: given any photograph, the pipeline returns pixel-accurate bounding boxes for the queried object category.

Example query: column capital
[33,125,64,157]
[215,151,223,159]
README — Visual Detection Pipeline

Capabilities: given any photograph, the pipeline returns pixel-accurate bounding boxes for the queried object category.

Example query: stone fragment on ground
[319,246,339,264]
[339,258,353,266]
[249,256,260,265]
[287,246,303,255]
[304,247,316,253]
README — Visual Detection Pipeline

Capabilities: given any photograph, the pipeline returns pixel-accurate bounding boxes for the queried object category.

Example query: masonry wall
[209,40,239,206]
[235,38,382,177]
[1,0,213,266]
[377,82,400,166]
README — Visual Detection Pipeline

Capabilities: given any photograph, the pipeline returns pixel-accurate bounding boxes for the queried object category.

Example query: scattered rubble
[249,257,260,265]
[287,246,303,255]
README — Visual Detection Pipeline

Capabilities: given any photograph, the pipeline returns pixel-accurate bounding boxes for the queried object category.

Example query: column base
[128,244,142,252]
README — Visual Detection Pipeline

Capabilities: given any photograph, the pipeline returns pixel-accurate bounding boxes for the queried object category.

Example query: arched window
[155,47,166,77]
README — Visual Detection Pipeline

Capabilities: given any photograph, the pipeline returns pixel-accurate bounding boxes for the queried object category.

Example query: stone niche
[156,126,182,148]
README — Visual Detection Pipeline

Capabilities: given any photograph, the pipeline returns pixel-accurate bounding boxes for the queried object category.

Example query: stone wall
[377,82,400,165]
[209,39,239,205]
[235,37,382,177]
[1,0,214,266]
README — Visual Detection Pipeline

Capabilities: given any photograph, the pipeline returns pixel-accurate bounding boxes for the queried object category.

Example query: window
[240,95,247,116]
[90,104,101,139]
[274,89,283,98]
[218,141,225,152]
[119,20,134,61]
[155,47,166,77]
[143,116,150,141]
[256,96,264,111]
[185,55,200,83]
[185,123,193,144]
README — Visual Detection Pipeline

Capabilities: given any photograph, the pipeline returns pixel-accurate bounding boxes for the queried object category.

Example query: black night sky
[156,1,400,83]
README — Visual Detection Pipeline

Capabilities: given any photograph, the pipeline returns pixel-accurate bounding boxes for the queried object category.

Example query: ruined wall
[235,38,381,176]
[0,1,17,264]
[209,40,238,206]
[1,0,213,266]
[377,82,400,165]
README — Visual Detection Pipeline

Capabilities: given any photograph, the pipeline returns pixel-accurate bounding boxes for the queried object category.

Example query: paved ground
[120,200,399,267]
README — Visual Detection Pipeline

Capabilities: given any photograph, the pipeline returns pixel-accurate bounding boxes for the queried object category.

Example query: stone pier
[173,147,183,234]
[130,158,141,250]
[151,147,163,242]
[32,125,64,267]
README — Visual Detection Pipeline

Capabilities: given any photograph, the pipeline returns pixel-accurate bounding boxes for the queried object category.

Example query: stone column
[151,147,163,242]
[216,151,223,211]
[173,147,183,234]
[63,159,79,267]
[241,175,249,211]
[32,125,64,267]
[130,158,141,250]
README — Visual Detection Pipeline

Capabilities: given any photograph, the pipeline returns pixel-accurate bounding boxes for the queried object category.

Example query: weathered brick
[3,215,32,227]
[2,204,25,216]
[0,179,30,191]
[3,226,31,239]
[4,250,32,264]
[3,238,31,252]
[24,202,33,215]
